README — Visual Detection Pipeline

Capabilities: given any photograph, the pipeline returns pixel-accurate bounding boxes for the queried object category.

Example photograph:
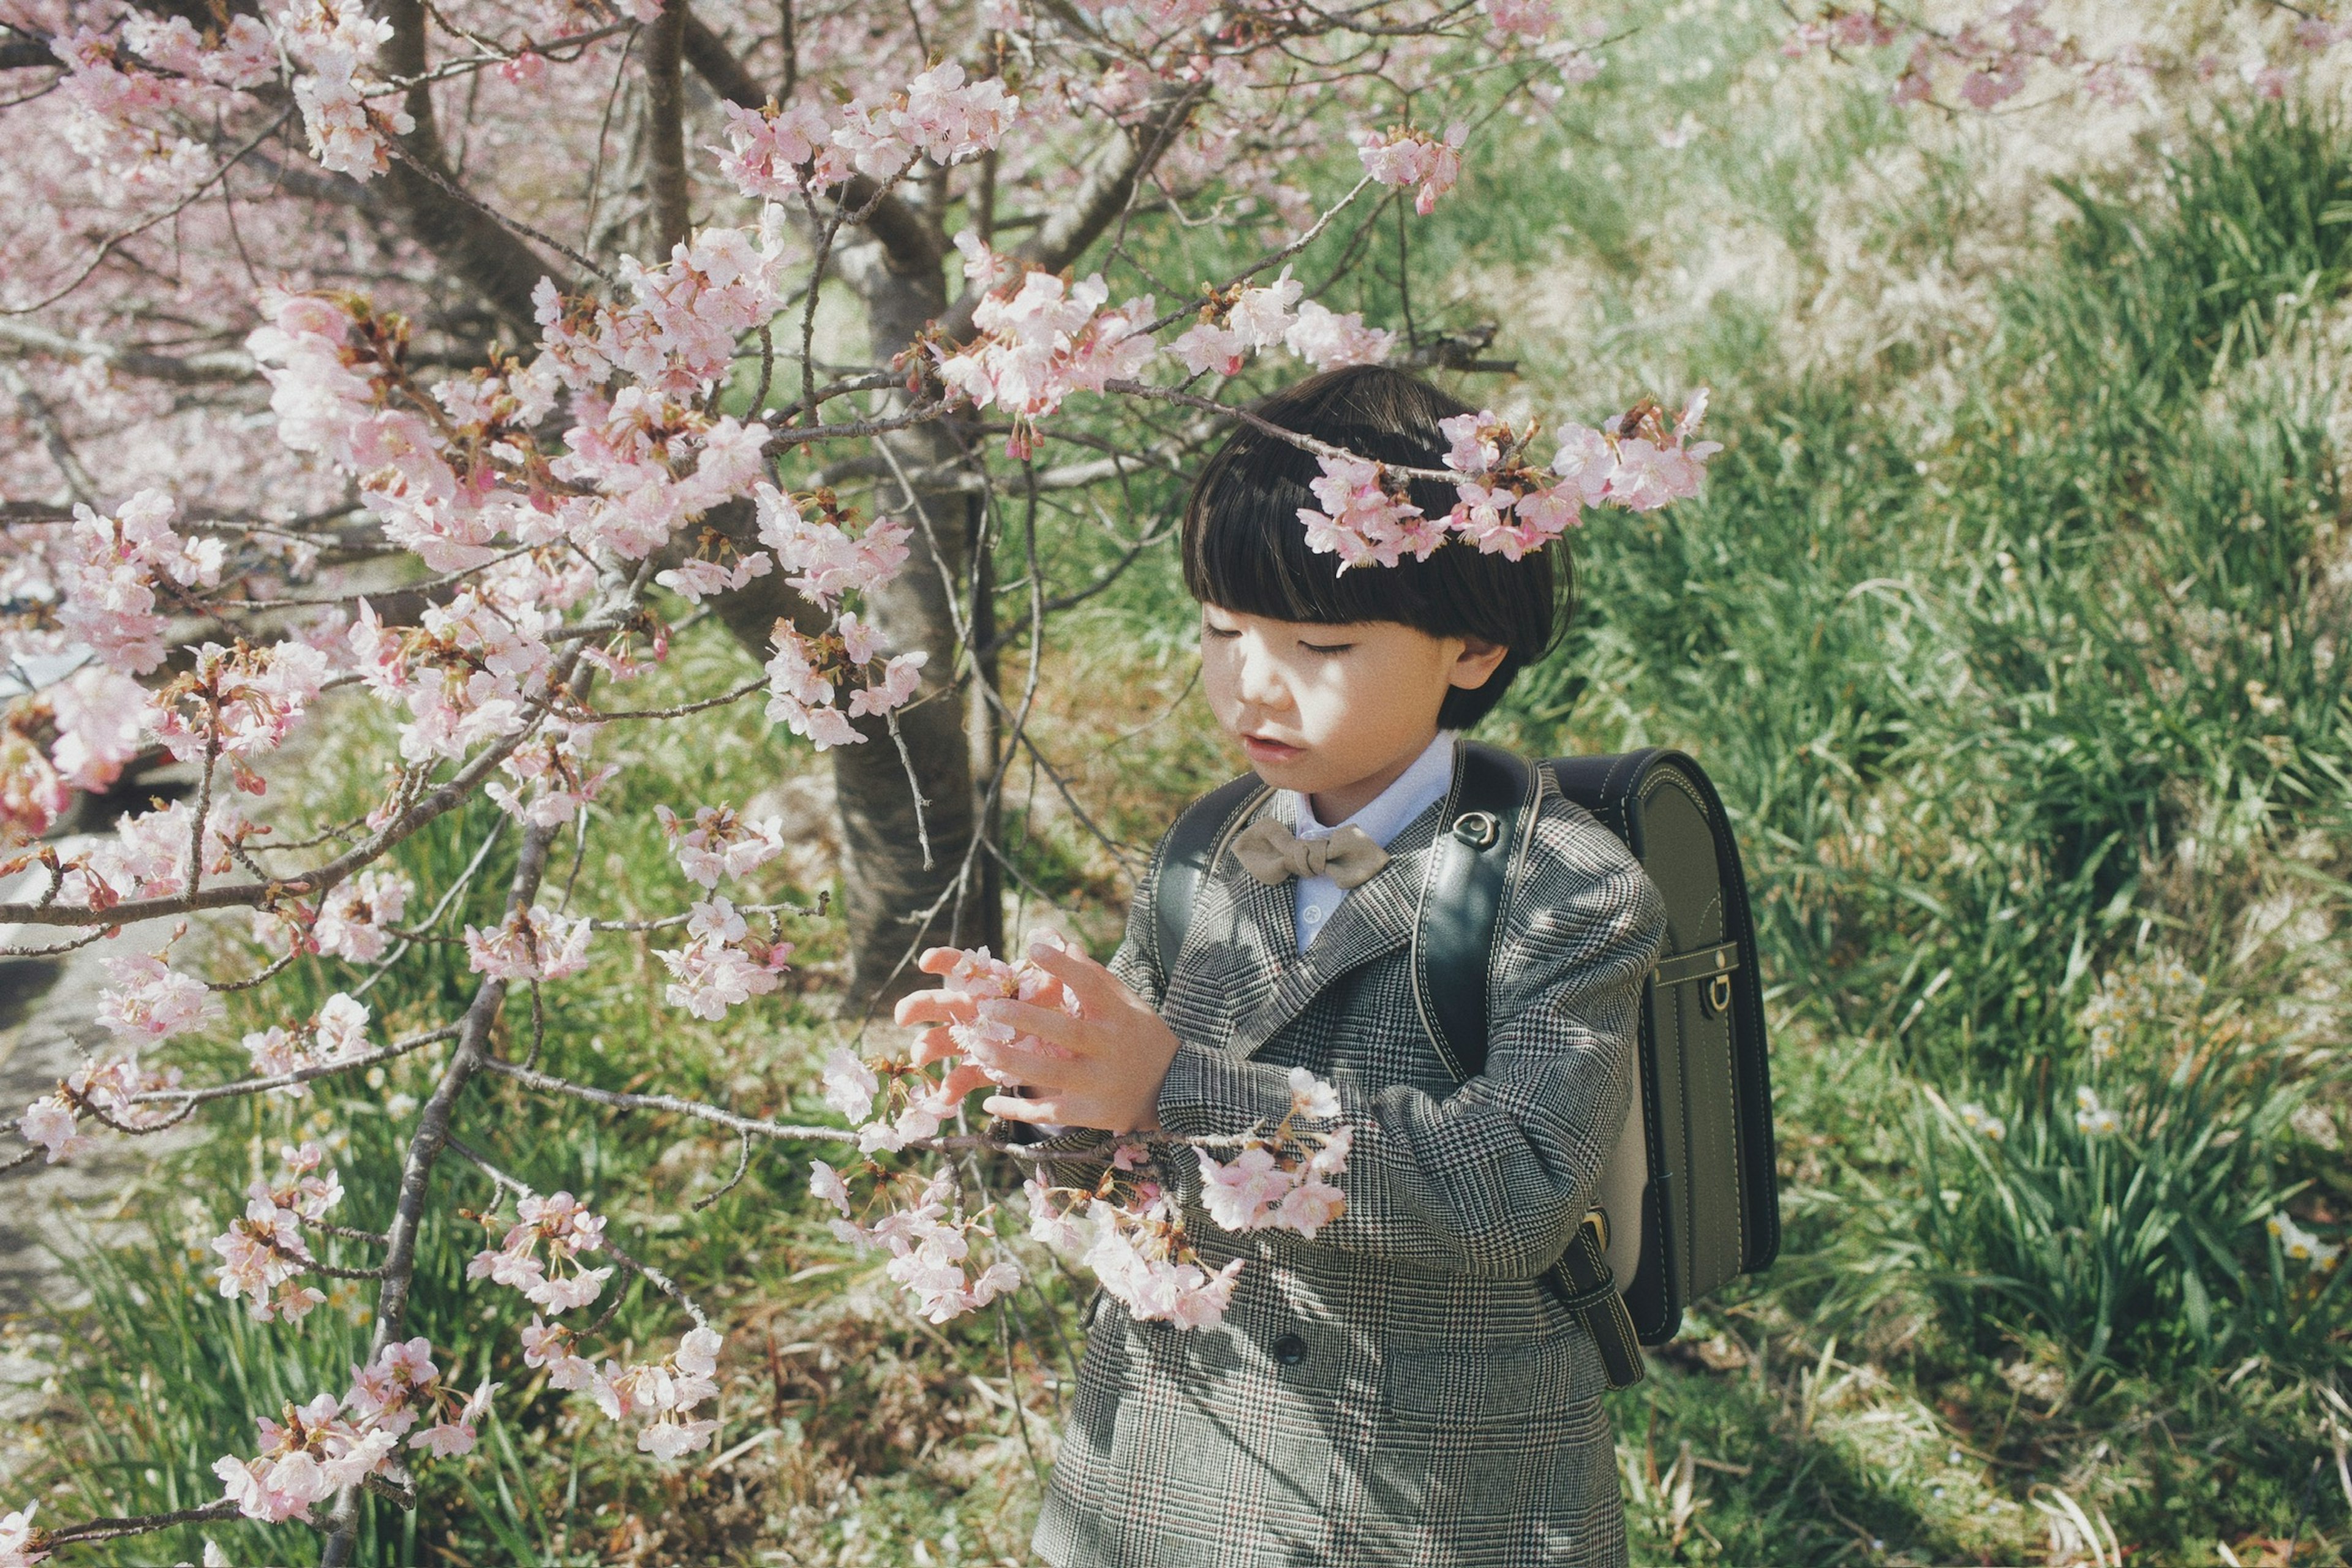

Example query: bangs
[1183,418,1475,627]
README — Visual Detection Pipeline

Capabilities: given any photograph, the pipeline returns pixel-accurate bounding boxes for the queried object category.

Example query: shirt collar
[1291,729,1458,850]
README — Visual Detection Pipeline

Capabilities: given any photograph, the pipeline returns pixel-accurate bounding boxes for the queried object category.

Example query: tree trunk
[829,235,1002,1010]
[695,260,1001,1015]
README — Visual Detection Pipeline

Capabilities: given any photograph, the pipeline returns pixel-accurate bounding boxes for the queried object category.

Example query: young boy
[897,365,1667,1567]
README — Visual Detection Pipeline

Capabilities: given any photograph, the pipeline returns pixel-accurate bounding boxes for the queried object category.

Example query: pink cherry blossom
[712,101,846,200]
[47,667,148,792]
[95,950,220,1044]
[463,905,592,982]
[55,490,224,674]
[1357,123,1468,216]
[312,870,413,964]
[655,804,787,888]
[1284,301,1395,371]
[1482,0,1555,42]
[933,232,1159,437]
[1287,1065,1342,1120]
[1294,454,1439,571]
[809,1159,853,1216]
[0,1500,46,1568]
[818,1048,884,1123]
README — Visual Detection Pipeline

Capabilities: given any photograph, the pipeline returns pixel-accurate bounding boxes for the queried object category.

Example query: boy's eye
[1203,624,1240,639]
[1300,640,1354,655]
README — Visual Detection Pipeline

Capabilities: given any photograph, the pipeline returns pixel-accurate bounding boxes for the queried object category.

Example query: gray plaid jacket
[1031,754,1668,1568]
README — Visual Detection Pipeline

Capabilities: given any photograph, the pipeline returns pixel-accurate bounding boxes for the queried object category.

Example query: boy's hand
[891,940,1181,1134]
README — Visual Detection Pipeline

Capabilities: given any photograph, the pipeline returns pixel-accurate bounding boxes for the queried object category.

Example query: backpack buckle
[1705,973,1732,1015]
[1450,810,1501,850]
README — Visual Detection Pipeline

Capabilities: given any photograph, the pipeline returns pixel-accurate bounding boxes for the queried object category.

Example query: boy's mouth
[1240,734,1306,764]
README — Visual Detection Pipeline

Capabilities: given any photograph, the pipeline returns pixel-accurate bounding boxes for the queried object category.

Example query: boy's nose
[1234,638,1292,710]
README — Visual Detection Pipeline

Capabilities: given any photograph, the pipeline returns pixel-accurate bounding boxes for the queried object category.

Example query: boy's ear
[1449,636,1510,692]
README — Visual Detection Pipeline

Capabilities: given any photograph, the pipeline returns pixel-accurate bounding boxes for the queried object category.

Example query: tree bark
[641,1,692,255]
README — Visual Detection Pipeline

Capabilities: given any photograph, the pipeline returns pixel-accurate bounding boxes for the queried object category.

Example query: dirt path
[0,861,188,1487]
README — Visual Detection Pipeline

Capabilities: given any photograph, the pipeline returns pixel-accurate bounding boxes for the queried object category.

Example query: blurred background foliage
[10,2,2352,1564]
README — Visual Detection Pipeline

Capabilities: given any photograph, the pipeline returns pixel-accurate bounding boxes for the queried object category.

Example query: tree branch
[0,318,255,383]
[676,6,940,276]
[380,0,571,336]
[642,0,692,255]
[938,79,1207,344]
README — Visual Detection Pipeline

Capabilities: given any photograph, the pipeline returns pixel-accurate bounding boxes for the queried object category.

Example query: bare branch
[0,318,255,383]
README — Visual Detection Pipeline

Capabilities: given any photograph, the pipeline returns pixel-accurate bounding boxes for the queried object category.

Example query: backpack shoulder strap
[1411,739,1539,1083]
[1147,772,1271,982]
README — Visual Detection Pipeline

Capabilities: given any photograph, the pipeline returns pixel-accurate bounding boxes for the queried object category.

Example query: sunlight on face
[1199,605,1504,820]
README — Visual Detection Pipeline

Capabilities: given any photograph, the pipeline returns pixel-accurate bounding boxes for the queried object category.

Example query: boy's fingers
[910,1025,959,1066]
[894,990,974,1027]
[936,1062,995,1102]
[916,948,965,976]
[982,1092,1068,1125]
[1025,941,1127,1016]
[965,1035,1074,1089]
[978,998,1085,1054]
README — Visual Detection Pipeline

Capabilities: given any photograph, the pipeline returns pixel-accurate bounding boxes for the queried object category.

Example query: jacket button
[1272,1333,1307,1366]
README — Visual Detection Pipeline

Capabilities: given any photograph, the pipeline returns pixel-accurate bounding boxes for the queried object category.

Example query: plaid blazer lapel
[1222,796,1450,1063]
[1160,791,1297,1050]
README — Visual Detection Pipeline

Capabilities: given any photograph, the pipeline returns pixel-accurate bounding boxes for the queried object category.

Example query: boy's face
[1199,604,1506,809]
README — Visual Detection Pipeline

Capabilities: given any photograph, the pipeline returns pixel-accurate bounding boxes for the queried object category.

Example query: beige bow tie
[1231,819,1392,889]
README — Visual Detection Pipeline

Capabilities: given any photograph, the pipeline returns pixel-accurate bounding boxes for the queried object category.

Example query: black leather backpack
[1148,741,1781,1387]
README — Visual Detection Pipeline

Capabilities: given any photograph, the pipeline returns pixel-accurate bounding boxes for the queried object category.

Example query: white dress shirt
[1283,729,1457,952]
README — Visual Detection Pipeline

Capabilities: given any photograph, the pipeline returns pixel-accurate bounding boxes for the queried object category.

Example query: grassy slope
[17,10,2352,1568]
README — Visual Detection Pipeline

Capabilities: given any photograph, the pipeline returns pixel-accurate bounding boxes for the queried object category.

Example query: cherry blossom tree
[0,0,2332,1558]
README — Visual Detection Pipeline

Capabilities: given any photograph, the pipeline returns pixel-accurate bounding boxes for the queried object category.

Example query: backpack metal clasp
[1450,810,1501,850]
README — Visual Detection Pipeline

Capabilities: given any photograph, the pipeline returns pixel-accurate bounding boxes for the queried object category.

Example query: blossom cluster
[1170,267,1395,380]
[486,720,617,829]
[464,903,594,984]
[212,1141,346,1324]
[734,486,929,747]
[466,1192,726,1458]
[656,897,794,1020]
[213,1337,492,1522]
[711,61,1018,202]
[810,938,1355,1330]
[243,992,374,1084]
[277,0,418,178]
[53,490,224,676]
[15,1049,183,1164]
[1027,1170,1243,1328]
[468,1189,612,1313]
[149,641,331,796]
[1295,392,1721,570]
[48,15,274,204]
[1357,124,1468,216]
[1024,1065,1352,1328]
[584,1325,726,1458]
[933,232,1161,456]
[309,869,417,964]
[814,1162,1024,1323]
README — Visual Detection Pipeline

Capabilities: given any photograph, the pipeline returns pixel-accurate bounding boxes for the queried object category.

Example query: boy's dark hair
[1181,364,1571,731]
